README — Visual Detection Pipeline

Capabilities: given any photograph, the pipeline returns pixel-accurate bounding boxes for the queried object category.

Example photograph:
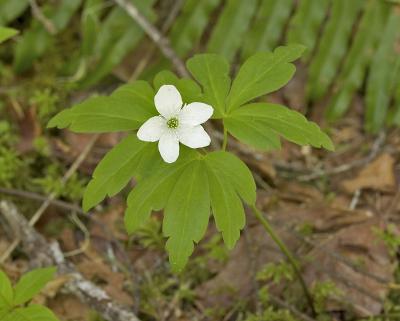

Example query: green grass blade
[207,0,258,62]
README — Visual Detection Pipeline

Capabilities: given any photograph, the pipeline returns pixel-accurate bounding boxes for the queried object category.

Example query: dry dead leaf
[16,106,41,153]
[32,275,71,305]
[341,154,396,193]
[77,257,134,306]
[49,294,91,321]
[196,204,393,317]
[303,219,393,316]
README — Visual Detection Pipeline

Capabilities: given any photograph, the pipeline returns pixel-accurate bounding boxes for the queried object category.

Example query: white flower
[137,85,213,163]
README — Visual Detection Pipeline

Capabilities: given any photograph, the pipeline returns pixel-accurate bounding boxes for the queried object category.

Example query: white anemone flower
[137,85,213,163]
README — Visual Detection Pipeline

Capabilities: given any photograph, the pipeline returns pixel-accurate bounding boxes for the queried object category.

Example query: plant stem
[222,127,228,151]
[251,204,316,317]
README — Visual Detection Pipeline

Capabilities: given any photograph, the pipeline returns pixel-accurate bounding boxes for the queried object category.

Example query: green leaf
[326,0,389,121]
[307,0,363,100]
[186,54,231,118]
[0,0,29,25]
[124,149,198,234]
[205,152,256,248]
[392,71,400,127]
[226,103,334,151]
[83,135,159,212]
[286,0,330,60]
[205,152,256,206]
[163,161,210,272]
[169,0,221,56]
[153,70,202,103]
[207,0,258,62]
[241,0,294,59]
[125,150,256,268]
[13,267,56,306]
[1,305,59,321]
[80,0,103,58]
[0,27,18,43]
[48,81,156,132]
[227,44,305,111]
[365,8,400,133]
[393,104,400,127]
[78,0,156,87]
[13,0,82,73]
[224,116,281,151]
[0,270,13,309]
[206,170,244,249]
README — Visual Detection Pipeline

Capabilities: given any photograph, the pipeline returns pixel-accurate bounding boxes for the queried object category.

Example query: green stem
[251,204,316,317]
[222,127,228,151]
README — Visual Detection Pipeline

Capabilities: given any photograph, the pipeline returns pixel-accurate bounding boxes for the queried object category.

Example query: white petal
[178,125,211,149]
[158,131,180,163]
[137,116,166,142]
[179,102,214,126]
[154,85,183,118]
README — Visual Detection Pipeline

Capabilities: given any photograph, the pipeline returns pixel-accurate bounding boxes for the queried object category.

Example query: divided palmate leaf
[0,270,13,310]
[125,151,256,272]
[125,149,199,234]
[225,103,334,151]
[48,81,156,132]
[205,151,256,248]
[83,135,161,212]
[205,152,256,206]
[186,54,231,118]
[13,267,56,306]
[227,44,306,111]
[164,161,210,272]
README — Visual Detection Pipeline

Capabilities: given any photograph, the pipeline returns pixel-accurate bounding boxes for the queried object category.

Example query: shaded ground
[1,67,399,320]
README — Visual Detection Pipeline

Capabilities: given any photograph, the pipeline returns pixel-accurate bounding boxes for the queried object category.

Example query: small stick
[0,134,99,263]
[0,201,141,321]
[270,295,317,321]
[113,0,189,78]
[28,0,57,34]
[297,131,386,181]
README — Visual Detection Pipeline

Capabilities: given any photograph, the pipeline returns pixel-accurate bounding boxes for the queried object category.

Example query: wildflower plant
[0,267,59,321]
[48,44,333,273]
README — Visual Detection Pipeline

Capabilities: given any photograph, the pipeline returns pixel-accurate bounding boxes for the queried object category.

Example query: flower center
[166,117,179,129]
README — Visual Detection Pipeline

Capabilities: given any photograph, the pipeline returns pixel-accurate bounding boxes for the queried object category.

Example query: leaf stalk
[251,204,316,317]
[222,127,228,151]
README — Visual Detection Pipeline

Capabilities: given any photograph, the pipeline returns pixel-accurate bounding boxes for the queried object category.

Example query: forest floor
[1,58,399,321]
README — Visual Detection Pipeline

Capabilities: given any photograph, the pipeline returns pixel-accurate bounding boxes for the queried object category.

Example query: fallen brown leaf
[196,204,393,317]
[341,154,396,193]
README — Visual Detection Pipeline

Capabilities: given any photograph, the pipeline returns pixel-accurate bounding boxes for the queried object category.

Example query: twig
[297,131,386,181]
[28,0,57,34]
[113,0,189,78]
[0,201,141,321]
[128,0,185,80]
[0,185,142,312]
[64,213,91,258]
[349,189,362,210]
[269,295,317,321]
[0,187,85,214]
[0,134,99,264]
